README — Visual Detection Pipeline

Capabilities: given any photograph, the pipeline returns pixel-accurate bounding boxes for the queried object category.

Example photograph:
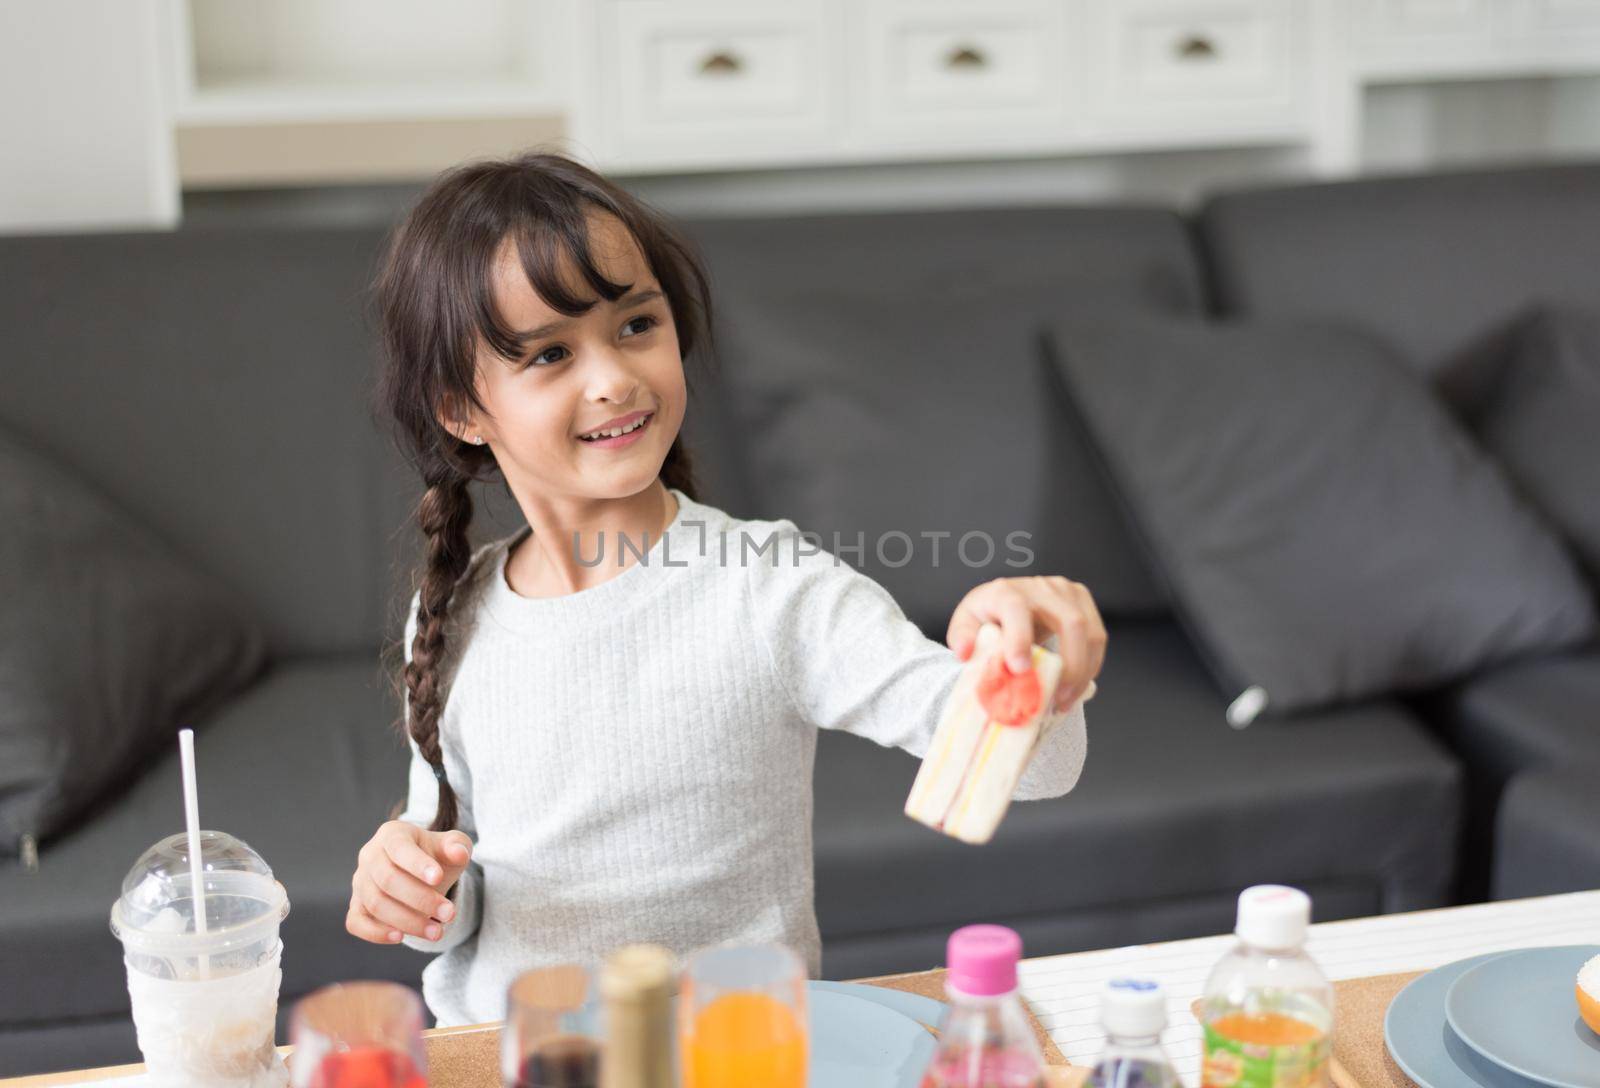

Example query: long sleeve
[396,591,483,955]
[744,520,1088,801]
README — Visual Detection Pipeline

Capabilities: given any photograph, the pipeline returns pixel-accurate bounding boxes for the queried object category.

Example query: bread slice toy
[905,622,1068,845]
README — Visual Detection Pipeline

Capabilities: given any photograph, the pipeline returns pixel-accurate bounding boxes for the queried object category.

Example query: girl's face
[454,212,686,506]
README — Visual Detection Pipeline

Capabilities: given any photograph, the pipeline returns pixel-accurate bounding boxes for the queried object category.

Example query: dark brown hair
[371,149,712,831]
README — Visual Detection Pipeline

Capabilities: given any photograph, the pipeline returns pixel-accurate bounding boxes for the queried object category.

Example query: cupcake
[1579,953,1600,1036]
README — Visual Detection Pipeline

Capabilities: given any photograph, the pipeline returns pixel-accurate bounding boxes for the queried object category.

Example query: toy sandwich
[905,622,1069,845]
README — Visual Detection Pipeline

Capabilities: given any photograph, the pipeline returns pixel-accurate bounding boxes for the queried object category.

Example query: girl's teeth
[582,414,649,440]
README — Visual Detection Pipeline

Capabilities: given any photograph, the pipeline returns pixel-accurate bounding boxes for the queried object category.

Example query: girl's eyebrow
[518,288,665,341]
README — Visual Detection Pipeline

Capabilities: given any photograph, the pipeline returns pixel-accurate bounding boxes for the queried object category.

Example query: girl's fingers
[1051,607,1091,706]
[373,849,453,919]
[346,903,403,945]
[1073,581,1108,691]
[356,874,442,940]
[385,827,446,886]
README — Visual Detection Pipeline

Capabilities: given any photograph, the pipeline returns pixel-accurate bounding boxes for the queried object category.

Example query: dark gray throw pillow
[1045,314,1596,723]
[709,286,1167,635]
[1443,305,1600,588]
[0,430,266,859]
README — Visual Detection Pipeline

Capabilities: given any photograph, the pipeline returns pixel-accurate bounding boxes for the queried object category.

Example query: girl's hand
[347,820,473,945]
[946,576,1107,713]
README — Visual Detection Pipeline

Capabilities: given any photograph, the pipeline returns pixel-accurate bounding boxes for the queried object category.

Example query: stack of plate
[805,980,944,1087]
[1385,945,1600,1088]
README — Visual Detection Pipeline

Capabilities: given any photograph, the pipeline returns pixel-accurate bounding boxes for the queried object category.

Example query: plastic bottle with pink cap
[919,924,1048,1088]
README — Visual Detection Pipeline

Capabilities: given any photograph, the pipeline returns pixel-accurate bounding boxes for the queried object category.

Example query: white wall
[0,0,177,235]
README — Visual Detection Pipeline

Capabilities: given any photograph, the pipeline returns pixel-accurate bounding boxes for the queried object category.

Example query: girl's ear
[435,392,480,445]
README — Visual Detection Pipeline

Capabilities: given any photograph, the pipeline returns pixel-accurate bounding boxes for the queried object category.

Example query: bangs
[470,194,635,365]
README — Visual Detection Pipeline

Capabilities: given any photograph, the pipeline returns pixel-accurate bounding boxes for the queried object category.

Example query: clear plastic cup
[109,830,291,1088]
[679,944,807,1088]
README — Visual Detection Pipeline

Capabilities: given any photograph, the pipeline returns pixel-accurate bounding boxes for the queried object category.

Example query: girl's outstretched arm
[744,521,1096,801]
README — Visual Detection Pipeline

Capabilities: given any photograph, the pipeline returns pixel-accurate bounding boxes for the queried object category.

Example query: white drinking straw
[178,728,210,978]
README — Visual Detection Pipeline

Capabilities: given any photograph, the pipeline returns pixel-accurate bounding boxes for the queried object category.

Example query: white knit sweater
[396,488,1088,1026]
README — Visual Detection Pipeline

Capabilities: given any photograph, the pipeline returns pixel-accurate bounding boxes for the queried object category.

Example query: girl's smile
[576,408,656,448]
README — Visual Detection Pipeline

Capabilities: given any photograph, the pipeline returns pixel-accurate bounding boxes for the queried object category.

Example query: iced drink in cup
[109,829,291,1088]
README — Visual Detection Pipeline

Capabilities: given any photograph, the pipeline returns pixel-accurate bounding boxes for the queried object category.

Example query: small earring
[471,435,485,445]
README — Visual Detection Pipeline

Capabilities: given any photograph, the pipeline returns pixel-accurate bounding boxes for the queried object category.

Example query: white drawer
[607,0,837,161]
[1348,0,1494,73]
[858,0,1070,135]
[1374,0,1492,33]
[1500,0,1600,31]
[1092,0,1297,110]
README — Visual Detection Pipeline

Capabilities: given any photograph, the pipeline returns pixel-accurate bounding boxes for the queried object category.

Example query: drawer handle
[944,44,988,69]
[1175,33,1218,60]
[698,49,745,76]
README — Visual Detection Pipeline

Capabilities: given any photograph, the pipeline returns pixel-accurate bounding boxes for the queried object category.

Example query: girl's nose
[584,348,641,405]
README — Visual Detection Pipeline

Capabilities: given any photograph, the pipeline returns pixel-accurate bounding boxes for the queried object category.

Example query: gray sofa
[4,161,1596,1076]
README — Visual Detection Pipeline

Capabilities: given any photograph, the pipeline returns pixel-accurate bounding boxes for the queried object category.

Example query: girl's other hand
[346,820,473,945]
[946,576,1107,713]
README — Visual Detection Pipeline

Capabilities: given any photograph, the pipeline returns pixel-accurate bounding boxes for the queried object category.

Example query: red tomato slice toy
[976,651,1041,726]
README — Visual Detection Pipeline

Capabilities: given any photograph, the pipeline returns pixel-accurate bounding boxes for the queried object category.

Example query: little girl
[348,150,1105,1027]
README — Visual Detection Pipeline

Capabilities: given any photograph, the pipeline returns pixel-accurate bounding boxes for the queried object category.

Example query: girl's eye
[525,314,657,367]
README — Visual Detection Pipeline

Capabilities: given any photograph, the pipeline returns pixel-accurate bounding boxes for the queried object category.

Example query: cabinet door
[1349,0,1496,74]
[1081,0,1307,141]
[605,0,839,168]
[1496,0,1600,64]
[854,0,1074,151]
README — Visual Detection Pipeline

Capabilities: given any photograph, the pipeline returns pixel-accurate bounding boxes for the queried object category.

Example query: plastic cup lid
[109,830,288,956]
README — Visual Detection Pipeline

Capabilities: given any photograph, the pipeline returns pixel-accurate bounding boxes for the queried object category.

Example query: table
[7,890,1596,1088]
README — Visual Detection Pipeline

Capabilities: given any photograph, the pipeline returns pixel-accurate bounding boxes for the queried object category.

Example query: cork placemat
[1189,971,1425,1088]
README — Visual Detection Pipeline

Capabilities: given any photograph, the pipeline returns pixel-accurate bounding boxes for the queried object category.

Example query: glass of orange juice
[679,943,808,1088]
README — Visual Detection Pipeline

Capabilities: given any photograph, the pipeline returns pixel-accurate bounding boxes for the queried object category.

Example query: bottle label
[1201,1021,1329,1088]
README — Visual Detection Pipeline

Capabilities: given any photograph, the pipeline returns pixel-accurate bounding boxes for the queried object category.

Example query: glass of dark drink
[290,981,428,1088]
[503,964,601,1088]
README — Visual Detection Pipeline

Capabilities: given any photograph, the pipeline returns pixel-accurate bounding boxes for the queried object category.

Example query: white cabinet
[853,0,1076,150]
[1352,0,1600,76]
[600,0,840,169]
[1080,0,1307,143]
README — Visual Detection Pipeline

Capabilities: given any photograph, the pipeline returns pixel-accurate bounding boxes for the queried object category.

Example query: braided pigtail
[402,464,476,832]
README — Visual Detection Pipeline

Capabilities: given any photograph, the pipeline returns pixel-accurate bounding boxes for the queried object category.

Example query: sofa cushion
[0,226,430,658]
[684,205,1207,617]
[812,618,1463,974]
[1443,305,1600,587]
[1043,313,1594,721]
[0,429,266,856]
[709,286,1160,635]
[1492,765,1600,900]
[0,654,416,1031]
[1426,642,1600,784]
[1197,162,1600,374]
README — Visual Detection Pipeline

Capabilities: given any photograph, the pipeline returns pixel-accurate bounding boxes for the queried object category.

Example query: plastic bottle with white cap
[1199,885,1334,1087]
[1086,979,1179,1088]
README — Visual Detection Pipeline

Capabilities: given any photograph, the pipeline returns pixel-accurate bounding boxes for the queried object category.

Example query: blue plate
[1444,945,1600,1088]
[808,980,947,1032]
[1385,952,1546,1088]
[808,988,938,1087]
